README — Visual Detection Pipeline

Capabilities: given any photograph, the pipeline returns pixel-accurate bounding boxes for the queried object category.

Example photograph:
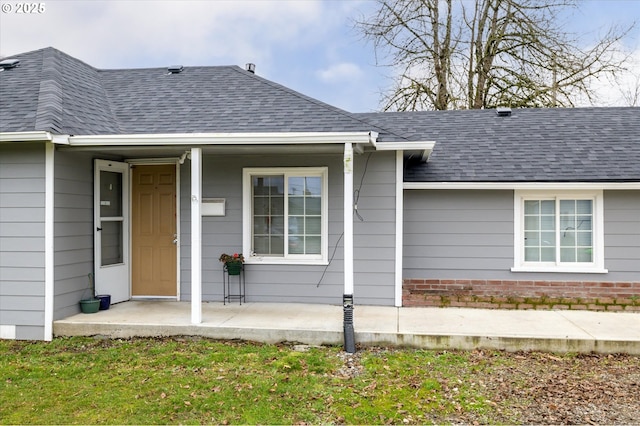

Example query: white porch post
[343,142,356,353]
[343,143,354,295]
[190,147,202,324]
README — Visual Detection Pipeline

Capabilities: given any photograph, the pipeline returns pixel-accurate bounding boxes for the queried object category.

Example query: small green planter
[80,299,100,314]
[226,262,242,275]
[80,273,100,313]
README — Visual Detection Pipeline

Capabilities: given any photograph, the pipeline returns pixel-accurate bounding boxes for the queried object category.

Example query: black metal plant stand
[223,264,245,305]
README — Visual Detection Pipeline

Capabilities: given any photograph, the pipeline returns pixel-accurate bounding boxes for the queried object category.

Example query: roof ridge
[34,48,64,132]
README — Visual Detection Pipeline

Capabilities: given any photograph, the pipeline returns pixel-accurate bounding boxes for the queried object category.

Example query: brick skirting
[403,279,640,311]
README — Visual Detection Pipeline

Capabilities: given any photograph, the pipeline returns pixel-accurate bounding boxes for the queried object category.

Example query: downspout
[343,143,356,353]
[190,148,202,324]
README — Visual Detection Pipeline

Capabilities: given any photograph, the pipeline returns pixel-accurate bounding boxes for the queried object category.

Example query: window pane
[577,216,592,230]
[576,200,592,214]
[577,248,593,262]
[524,231,539,247]
[305,197,321,215]
[524,200,539,214]
[561,248,576,262]
[289,236,303,254]
[286,175,323,256]
[288,197,304,215]
[305,217,321,234]
[540,200,555,214]
[271,236,284,255]
[524,216,539,230]
[305,177,321,196]
[305,236,321,254]
[560,231,575,247]
[101,221,123,265]
[540,216,554,230]
[540,231,555,246]
[288,177,305,196]
[525,247,539,261]
[100,171,122,217]
[560,200,575,215]
[577,231,592,246]
[541,247,555,262]
[252,175,284,256]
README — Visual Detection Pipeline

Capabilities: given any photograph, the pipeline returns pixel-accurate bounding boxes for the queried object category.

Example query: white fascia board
[0,131,70,144]
[374,141,436,162]
[404,182,640,190]
[68,132,376,146]
[0,131,52,142]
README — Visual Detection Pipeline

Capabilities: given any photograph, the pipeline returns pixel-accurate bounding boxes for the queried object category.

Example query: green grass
[1,337,506,424]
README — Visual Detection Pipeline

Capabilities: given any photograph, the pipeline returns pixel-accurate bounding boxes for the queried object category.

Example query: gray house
[1,47,639,341]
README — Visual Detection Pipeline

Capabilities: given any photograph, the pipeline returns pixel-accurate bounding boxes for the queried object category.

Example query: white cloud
[317,62,364,83]
[0,0,328,69]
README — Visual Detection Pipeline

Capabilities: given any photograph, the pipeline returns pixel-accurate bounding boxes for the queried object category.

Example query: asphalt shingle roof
[1,47,639,182]
[0,47,383,136]
[356,108,640,182]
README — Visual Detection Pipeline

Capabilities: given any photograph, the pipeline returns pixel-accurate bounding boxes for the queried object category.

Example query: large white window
[512,190,607,273]
[243,167,328,264]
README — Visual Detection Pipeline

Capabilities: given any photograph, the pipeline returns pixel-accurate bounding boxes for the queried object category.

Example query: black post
[343,294,356,353]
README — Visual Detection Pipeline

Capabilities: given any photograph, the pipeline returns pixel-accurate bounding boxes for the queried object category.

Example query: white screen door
[94,160,130,303]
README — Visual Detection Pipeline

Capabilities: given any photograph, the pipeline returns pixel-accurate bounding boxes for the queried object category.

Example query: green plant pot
[226,262,242,275]
[80,299,100,314]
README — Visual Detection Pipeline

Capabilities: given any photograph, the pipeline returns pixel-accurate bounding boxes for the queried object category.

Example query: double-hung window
[243,167,328,264]
[512,190,606,273]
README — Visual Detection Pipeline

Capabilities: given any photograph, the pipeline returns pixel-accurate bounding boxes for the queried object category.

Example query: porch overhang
[0,131,69,144]
[65,131,378,147]
[371,140,436,162]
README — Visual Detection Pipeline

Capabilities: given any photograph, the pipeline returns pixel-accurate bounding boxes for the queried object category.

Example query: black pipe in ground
[343,294,356,353]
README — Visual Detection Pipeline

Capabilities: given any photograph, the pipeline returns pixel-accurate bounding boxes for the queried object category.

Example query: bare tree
[357,0,634,110]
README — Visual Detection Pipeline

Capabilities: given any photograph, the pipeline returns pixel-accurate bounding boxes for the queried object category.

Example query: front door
[94,160,130,303]
[131,164,177,297]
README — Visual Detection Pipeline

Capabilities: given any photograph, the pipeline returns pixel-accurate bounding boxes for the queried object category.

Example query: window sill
[511,266,608,274]
[246,257,328,266]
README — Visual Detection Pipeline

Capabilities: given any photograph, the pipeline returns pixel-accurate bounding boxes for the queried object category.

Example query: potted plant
[79,273,100,314]
[219,252,244,275]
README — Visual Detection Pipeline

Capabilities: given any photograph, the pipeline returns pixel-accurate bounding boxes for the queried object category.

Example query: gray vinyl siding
[180,151,397,306]
[403,189,640,282]
[602,191,640,281]
[0,142,46,340]
[53,150,95,320]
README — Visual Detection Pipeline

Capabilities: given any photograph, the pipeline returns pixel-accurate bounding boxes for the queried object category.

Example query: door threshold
[131,296,178,301]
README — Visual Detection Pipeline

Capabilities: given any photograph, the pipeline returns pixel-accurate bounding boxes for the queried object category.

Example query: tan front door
[132,164,177,297]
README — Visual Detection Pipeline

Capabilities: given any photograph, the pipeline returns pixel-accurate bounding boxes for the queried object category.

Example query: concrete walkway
[53,301,640,354]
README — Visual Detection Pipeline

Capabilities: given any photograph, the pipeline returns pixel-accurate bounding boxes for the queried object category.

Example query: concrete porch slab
[53,301,640,354]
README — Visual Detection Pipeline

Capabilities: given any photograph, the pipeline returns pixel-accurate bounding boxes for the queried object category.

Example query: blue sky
[1,0,638,112]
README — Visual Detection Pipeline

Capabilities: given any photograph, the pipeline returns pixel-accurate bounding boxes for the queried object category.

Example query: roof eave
[404,181,640,190]
[67,131,377,146]
[373,140,436,162]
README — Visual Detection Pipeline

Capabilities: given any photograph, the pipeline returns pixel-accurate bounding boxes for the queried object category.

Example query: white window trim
[512,190,608,273]
[242,167,329,265]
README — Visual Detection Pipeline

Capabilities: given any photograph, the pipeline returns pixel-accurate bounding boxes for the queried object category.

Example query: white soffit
[373,140,436,162]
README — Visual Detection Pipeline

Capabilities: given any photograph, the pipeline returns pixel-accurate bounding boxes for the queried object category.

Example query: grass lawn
[1,337,638,424]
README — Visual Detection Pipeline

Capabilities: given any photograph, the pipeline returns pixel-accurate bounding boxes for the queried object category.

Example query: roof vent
[0,59,20,70]
[167,65,184,74]
[496,107,512,117]
[245,63,256,74]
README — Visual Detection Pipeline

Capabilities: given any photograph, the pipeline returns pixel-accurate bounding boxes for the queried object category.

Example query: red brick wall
[403,279,640,311]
